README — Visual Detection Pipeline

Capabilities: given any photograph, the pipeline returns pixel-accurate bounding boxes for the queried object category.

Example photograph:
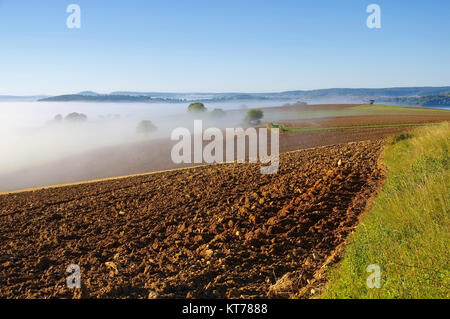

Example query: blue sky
[1,0,449,95]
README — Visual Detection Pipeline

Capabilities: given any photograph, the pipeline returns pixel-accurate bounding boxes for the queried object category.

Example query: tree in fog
[188,102,207,113]
[136,120,157,134]
[64,112,87,122]
[210,108,226,118]
[245,109,264,125]
[54,114,63,122]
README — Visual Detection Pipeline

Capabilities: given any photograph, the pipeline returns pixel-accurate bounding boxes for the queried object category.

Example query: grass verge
[321,122,449,299]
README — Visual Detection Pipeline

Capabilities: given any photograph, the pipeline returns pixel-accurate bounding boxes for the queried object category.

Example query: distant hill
[0,95,48,101]
[38,94,270,103]
[37,86,450,103]
[281,87,450,98]
[77,91,101,96]
[386,94,450,107]
[39,94,184,103]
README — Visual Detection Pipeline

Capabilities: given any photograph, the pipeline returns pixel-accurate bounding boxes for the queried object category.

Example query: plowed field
[0,140,384,298]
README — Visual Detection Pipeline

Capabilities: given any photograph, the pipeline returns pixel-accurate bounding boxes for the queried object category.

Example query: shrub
[136,120,157,134]
[210,108,226,118]
[64,112,87,122]
[267,123,288,132]
[245,109,264,125]
[390,132,413,144]
[188,102,207,113]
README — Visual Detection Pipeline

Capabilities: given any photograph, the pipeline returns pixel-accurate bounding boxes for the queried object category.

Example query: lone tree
[210,108,226,118]
[54,114,63,122]
[136,120,157,134]
[245,109,264,125]
[188,102,207,113]
[64,112,87,122]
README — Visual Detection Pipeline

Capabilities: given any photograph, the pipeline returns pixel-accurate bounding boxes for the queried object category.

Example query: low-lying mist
[0,100,294,188]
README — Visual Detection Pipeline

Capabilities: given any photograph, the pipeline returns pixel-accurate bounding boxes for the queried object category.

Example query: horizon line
[2,85,450,97]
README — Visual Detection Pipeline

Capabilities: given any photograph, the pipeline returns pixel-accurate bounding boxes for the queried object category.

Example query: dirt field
[0,139,384,298]
[281,114,450,128]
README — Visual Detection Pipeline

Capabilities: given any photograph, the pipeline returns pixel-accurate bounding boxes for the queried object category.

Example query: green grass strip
[321,122,450,299]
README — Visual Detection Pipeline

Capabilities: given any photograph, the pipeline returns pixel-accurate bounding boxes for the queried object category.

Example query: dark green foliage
[245,109,264,125]
[267,123,288,132]
[188,102,207,113]
[390,133,413,144]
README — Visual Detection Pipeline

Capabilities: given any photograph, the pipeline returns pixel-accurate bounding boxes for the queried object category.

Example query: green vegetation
[245,109,264,125]
[188,102,207,113]
[136,120,157,134]
[266,123,288,132]
[322,122,450,299]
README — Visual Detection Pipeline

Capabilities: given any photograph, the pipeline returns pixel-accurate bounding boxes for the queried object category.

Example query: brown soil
[0,139,384,298]
[281,114,450,128]
[262,104,359,112]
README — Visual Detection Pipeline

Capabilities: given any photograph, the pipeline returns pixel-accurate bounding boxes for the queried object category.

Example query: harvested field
[0,139,384,298]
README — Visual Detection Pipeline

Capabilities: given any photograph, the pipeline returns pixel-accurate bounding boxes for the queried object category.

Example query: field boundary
[291,145,387,298]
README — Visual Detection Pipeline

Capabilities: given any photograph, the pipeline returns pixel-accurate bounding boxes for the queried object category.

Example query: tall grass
[322,122,450,299]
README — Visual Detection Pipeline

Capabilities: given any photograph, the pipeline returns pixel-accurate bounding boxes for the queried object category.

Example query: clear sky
[1,0,449,95]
